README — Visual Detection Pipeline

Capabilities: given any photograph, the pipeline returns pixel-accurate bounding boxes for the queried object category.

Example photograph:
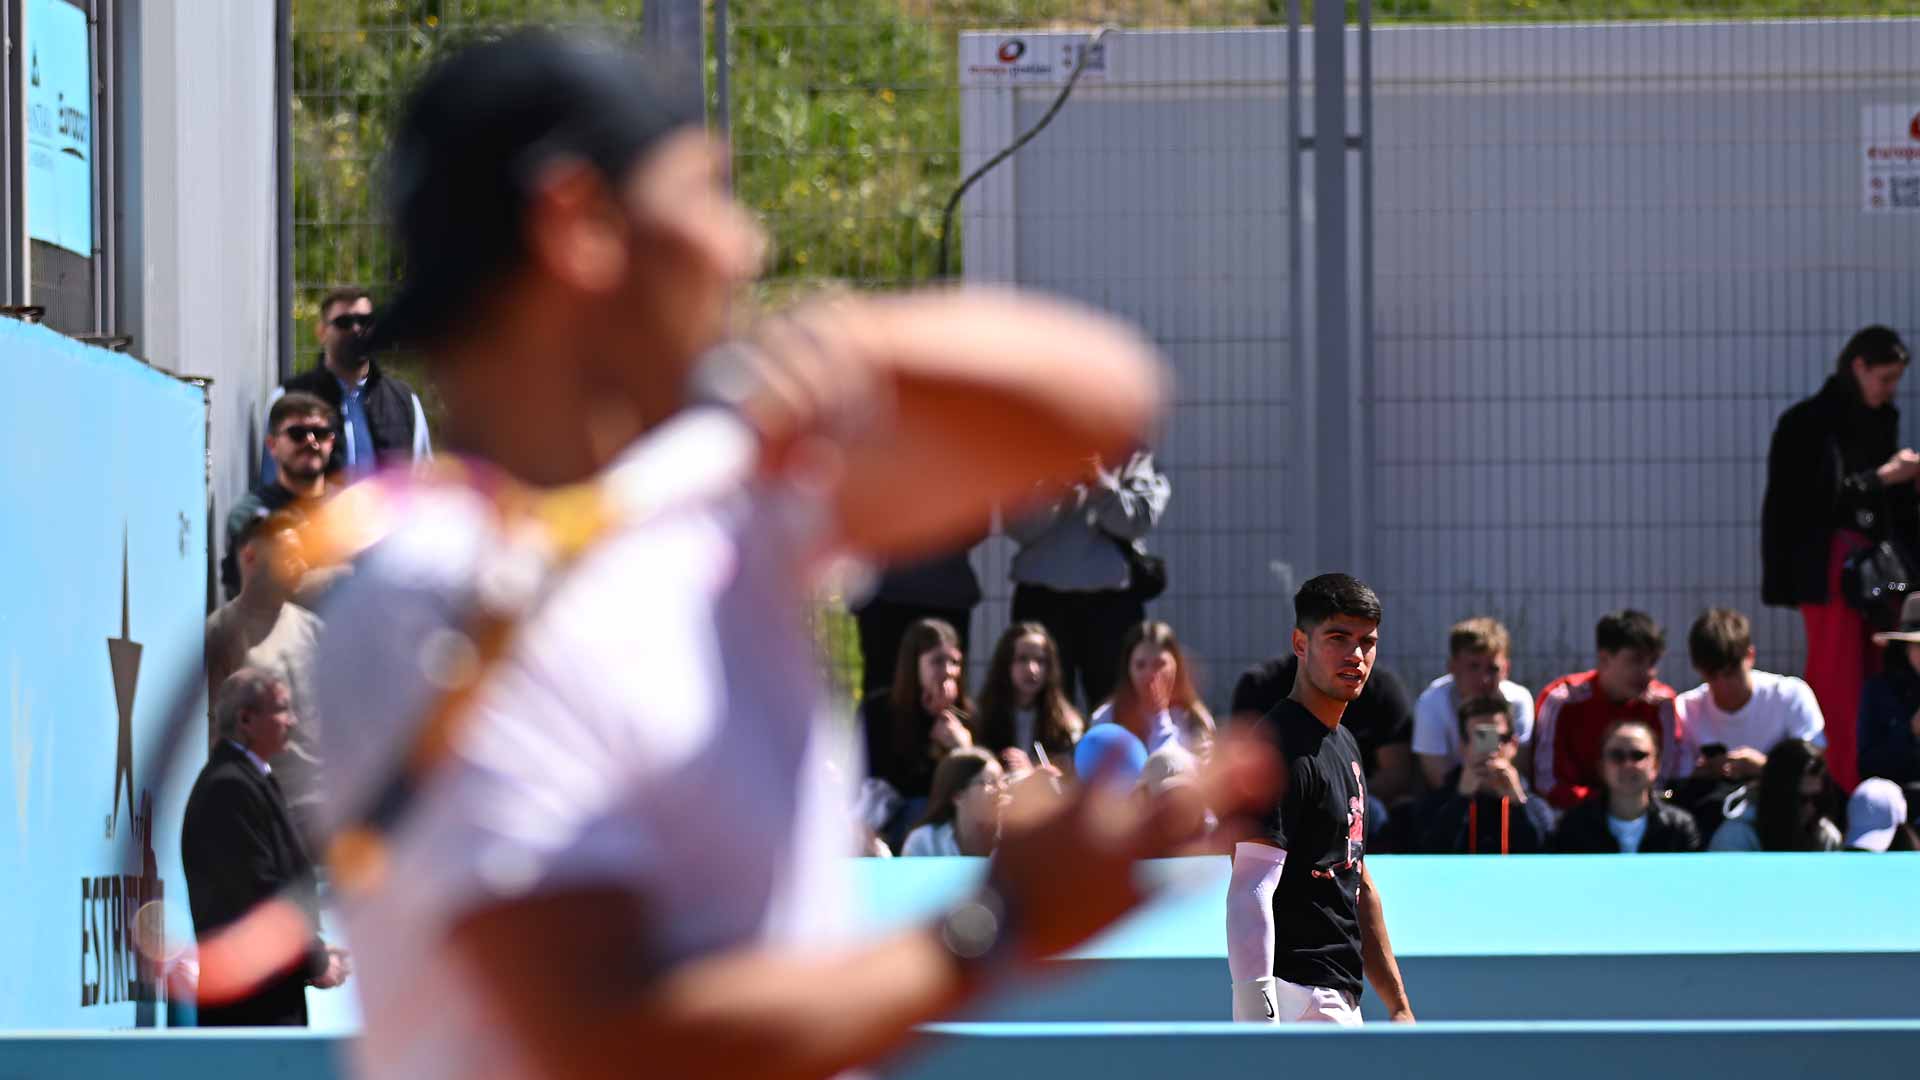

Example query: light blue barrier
[0,321,209,1030]
[852,854,1920,1022]
[10,1021,1920,1080]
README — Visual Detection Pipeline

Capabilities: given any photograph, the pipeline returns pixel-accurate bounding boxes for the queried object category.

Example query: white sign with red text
[1863,104,1920,213]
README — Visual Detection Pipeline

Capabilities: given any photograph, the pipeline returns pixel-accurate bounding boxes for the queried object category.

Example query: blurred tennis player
[306,29,1274,1080]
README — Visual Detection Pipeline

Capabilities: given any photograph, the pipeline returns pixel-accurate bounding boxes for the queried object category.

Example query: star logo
[10,658,31,844]
[106,529,141,840]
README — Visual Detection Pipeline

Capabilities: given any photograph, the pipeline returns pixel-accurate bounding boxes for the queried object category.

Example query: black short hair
[1596,609,1664,658]
[268,391,339,433]
[1835,325,1909,376]
[1294,573,1382,632]
[1455,694,1514,740]
[318,286,372,322]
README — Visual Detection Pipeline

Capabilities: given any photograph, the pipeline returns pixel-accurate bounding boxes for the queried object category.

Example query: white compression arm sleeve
[1227,842,1286,981]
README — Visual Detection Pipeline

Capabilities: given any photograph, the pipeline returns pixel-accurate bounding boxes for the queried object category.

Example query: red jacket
[1534,670,1677,810]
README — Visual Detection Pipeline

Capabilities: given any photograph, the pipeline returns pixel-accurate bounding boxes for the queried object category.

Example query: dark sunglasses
[1605,748,1652,765]
[279,424,336,444]
[329,314,375,331]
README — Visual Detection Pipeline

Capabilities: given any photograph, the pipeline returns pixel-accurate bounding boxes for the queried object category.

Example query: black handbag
[1841,539,1913,628]
[1106,533,1167,602]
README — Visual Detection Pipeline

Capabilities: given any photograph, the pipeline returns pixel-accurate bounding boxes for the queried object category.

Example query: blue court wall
[0,319,209,1028]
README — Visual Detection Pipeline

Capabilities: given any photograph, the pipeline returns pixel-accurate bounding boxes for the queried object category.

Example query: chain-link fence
[292,0,1920,713]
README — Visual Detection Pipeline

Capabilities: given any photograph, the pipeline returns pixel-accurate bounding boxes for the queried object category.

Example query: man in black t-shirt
[1231,654,1416,807]
[1225,573,1414,1025]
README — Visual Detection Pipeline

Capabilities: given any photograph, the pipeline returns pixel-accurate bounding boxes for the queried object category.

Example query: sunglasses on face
[1605,748,1652,765]
[279,424,336,445]
[329,314,375,331]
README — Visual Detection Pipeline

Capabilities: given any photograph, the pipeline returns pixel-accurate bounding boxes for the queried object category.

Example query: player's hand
[310,947,350,989]
[987,729,1278,964]
[716,301,889,476]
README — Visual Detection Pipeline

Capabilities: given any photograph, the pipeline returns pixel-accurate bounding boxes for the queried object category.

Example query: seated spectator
[182,668,348,1025]
[1535,609,1677,810]
[1860,596,1920,787]
[1709,738,1844,851]
[1415,696,1553,854]
[1231,652,1414,847]
[222,392,339,600]
[900,748,1007,857]
[1670,607,1825,780]
[1844,778,1919,851]
[204,511,325,845]
[1089,620,1214,757]
[1412,617,1536,789]
[859,618,973,848]
[1551,718,1702,854]
[972,622,1085,778]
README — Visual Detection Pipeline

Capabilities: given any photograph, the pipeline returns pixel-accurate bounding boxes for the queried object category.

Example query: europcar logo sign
[997,39,1026,63]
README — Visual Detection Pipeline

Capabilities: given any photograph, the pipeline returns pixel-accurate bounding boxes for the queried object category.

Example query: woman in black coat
[1761,325,1918,792]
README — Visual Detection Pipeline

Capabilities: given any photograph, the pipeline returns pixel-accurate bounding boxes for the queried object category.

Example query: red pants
[1800,532,1875,792]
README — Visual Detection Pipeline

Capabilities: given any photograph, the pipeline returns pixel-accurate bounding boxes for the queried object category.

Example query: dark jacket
[860,692,948,801]
[1761,374,1917,607]
[1860,660,1920,786]
[856,551,983,614]
[281,358,422,475]
[181,741,328,1026]
[1416,768,1555,854]
[1550,793,1702,854]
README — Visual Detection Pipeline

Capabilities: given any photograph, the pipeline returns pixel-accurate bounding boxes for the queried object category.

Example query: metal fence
[290,0,1920,710]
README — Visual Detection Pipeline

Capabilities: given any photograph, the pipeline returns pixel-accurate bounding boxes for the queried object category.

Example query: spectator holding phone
[1762,326,1917,793]
[1415,697,1553,854]
[1709,738,1844,851]
[971,622,1084,779]
[1552,718,1702,854]
[1668,609,1825,782]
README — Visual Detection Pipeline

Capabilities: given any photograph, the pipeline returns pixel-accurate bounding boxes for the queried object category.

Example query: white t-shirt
[1672,671,1825,771]
[1086,701,1203,756]
[901,821,962,857]
[315,411,855,1080]
[1605,813,1648,854]
[1411,674,1536,762]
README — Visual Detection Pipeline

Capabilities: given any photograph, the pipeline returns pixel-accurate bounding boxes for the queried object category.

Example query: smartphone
[1469,726,1502,757]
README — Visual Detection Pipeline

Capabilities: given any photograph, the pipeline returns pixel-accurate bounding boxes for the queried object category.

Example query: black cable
[936,27,1113,281]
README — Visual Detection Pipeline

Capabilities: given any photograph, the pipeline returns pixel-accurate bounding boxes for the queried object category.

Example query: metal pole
[1313,0,1353,573]
[1357,0,1375,579]
[712,0,730,161]
[274,0,292,380]
[643,0,706,120]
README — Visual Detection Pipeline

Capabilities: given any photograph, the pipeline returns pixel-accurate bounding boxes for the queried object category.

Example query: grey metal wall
[1367,19,1920,689]
[122,0,280,567]
[964,20,1920,700]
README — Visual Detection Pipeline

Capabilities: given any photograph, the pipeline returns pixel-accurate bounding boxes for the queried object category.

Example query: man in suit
[182,667,349,1025]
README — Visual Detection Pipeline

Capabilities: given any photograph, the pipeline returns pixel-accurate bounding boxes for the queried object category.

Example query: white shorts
[1270,978,1363,1026]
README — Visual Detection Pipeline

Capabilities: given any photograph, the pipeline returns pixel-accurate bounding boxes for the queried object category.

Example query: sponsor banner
[961,32,1110,88]
[0,319,208,1027]
[26,0,94,255]
[1862,104,1920,213]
